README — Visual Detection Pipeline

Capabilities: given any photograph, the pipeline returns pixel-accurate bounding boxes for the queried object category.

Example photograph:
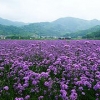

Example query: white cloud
[0,0,100,22]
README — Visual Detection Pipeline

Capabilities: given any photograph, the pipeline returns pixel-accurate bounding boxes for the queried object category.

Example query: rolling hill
[66,25,100,38]
[21,17,100,37]
[1,17,100,39]
[0,17,27,26]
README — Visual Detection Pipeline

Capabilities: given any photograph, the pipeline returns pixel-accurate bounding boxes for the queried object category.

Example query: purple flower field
[0,40,100,100]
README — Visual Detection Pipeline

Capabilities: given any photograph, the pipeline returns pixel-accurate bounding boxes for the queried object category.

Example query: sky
[0,0,100,23]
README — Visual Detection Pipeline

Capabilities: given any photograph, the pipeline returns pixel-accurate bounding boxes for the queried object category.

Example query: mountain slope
[22,17,100,37]
[82,25,100,39]
[67,25,100,38]
[1,17,100,38]
[0,17,27,26]
[52,17,100,32]
[0,24,28,36]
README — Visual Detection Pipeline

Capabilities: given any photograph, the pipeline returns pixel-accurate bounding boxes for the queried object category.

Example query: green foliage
[68,25,100,39]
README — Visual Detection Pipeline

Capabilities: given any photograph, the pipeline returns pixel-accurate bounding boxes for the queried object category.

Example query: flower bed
[0,40,100,100]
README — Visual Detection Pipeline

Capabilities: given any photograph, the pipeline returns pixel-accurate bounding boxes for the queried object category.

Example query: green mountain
[52,17,100,32]
[0,17,27,26]
[22,17,100,37]
[1,17,100,39]
[0,24,27,36]
[81,25,100,39]
[65,25,100,38]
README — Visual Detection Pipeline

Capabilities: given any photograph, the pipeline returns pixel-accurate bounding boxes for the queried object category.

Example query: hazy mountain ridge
[21,17,100,37]
[0,17,27,27]
[0,17,100,39]
[52,17,100,31]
